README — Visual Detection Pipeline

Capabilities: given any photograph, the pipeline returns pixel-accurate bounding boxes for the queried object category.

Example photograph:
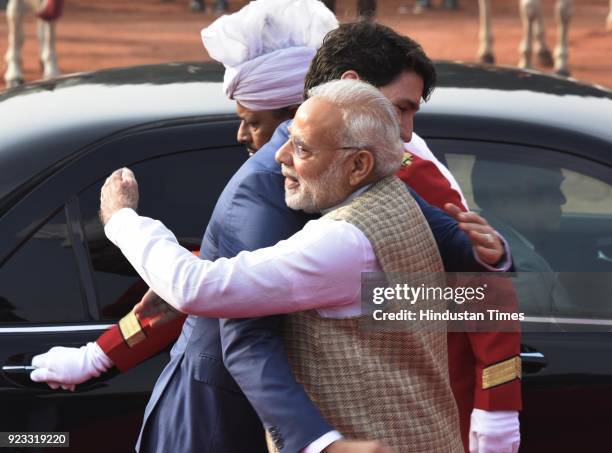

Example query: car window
[78,149,237,320]
[0,209,87,323]
[441,143,612,320]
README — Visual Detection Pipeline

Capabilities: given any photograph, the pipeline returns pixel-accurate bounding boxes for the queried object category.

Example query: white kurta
[105,208,379,319]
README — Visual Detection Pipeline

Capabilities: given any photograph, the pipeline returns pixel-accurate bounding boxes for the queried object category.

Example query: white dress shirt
[303,430,343,453]
[406,133,469,209]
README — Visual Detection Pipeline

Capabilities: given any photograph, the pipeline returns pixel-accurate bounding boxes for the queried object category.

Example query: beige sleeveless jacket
[276,176,462,452]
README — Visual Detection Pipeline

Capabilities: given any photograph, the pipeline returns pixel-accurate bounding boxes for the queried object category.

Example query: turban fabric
[201,0,338,111]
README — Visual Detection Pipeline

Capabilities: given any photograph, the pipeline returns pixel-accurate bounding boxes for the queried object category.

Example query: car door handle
[520,351,547,374]
[1,363,60,391]
[2,365,36,373]
[2,357,114,392]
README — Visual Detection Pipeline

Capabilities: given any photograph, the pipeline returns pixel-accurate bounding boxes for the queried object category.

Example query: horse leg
[37,18,43,72]
[519,0,540,69]
[532,1,554,67]
[37,17,60,79]
[478,0,495,64]
[554,0,572,76]
[4,0,27,87]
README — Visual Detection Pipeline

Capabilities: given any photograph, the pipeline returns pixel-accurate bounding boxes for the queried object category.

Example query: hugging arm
[218,170,336,452]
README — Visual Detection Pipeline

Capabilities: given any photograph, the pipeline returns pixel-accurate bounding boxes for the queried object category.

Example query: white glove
[469,409,520,453]
[30,342,114,391]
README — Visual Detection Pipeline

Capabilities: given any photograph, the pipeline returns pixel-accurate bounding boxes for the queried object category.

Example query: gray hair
[307,79,404,178]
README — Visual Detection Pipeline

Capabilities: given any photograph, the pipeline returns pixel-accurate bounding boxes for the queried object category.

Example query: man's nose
[236,121,251,144]
[275,140,294,165]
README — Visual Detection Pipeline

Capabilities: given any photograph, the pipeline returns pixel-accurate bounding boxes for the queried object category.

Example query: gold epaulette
[482,356,521,389]
[118,310,146,348]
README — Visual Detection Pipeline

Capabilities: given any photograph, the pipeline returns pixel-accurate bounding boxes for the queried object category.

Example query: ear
[340,70,361,81]
[348,149,375,187]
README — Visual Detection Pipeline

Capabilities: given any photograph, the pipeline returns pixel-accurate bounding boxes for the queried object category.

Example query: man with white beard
[98,79,500,452]
[29,5,519,452]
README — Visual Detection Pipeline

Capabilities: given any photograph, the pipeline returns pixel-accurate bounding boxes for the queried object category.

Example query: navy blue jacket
[137,122,486,452]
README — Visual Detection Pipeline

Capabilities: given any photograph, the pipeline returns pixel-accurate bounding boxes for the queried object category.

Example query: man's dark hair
[304,22,436,101]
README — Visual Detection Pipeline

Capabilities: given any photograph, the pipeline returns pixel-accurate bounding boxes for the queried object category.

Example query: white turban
[201,0,338,111]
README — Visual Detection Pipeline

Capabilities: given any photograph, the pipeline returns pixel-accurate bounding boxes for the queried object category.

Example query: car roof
[424,62,612,148]
[0,62,234,205]
[1,61,611,205]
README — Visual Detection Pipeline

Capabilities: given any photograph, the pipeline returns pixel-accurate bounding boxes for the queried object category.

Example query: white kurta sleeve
[104,208,368,318]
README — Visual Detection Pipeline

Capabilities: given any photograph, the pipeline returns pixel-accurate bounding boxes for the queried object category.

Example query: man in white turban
[202,0,338,155]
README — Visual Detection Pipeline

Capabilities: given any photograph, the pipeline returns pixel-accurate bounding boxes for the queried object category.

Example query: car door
[430,138,612,452]
[0,118,245,452]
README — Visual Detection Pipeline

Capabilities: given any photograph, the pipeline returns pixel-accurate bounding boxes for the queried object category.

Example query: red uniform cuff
[97,311,186,372]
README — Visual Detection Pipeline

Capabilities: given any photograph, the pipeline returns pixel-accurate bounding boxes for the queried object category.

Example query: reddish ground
[0,0,611,90]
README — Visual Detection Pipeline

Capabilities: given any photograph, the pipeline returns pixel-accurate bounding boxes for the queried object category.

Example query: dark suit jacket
[137,121,488,452]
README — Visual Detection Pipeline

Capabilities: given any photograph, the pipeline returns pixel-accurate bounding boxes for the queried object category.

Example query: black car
[1,62,611,452]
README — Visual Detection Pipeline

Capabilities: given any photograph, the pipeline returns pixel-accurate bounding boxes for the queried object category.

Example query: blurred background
[0,0,610,90]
